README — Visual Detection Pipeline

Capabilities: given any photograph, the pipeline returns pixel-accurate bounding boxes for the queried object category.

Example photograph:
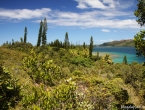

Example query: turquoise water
[93,47,145,64]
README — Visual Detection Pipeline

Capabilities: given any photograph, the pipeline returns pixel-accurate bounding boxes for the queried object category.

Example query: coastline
[92,52,120,58]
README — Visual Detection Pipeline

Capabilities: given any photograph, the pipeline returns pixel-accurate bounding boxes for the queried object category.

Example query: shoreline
[92,52,120,58]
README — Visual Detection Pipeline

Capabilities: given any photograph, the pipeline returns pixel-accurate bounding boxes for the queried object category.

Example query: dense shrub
[0,64,21,110]
[70,57,93,67]
[22,49,63,86]
[22,80,77,109]
[5,42,33,53]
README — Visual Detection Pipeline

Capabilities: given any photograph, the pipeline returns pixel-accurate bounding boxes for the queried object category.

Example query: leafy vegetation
[123,55,128,64]
[134,0,145,59]
[0,42,145,109]
[134,0,145,26]
[0,64,21,110]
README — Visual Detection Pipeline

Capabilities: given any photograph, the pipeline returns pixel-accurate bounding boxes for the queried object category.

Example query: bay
[93,47,145,64]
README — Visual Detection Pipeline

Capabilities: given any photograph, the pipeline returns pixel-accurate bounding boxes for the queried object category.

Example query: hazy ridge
[99,39,134,47]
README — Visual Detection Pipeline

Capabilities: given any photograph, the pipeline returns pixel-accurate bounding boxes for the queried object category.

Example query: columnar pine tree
[24,27,27,43]
[6,41,8,45]
[89,36,93,58]
[37,21,43,47]
[123,55,128,64]
[20,37,23,43]
[42,18,47,45]
[64,32,70,49]
[83,42,86,49]
[12,39,14,45]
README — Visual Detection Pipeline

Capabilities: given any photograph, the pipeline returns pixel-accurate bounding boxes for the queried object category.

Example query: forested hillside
[99,39,134,47]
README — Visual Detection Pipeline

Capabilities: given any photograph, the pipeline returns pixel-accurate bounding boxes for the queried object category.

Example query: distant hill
[99,39,134,47]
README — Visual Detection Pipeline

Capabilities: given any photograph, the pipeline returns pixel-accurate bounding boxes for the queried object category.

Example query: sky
[0,0,143,45]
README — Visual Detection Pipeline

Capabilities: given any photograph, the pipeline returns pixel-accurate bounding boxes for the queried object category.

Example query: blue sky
[0,0,143,45]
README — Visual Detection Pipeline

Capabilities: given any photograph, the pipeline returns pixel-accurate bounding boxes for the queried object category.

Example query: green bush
[70,57,93,67]
[6,42,33,53]
[22,49,63,86]
[0,64,21,110]
[72,70,83,77]
[22,81,77,110]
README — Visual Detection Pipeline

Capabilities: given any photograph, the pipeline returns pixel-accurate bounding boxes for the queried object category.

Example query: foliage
[1,45,145,109]
[70,57,93,67]
[105,78,129,104]
[69,48,89,58]
[37,20,43,47]
[64,32,70,49]
[49,39,63,48]
[24,27,27,43]
[134,30,145,57]
[42,18,47,45]
[83,42,86,49]
[22,80,77,110]
[123,55,128,64]
[102,54,113,64]
[114,89,129,104]
[12,39,14,45]
[134,0,145,26]
[92,51,101,61]
[5,42,33,53]
[0,64,21,110]
[20,37,23,43]
[72,70,83,77]
[22,49,63,86]
[89,86,113,110]
[89,36,93,58]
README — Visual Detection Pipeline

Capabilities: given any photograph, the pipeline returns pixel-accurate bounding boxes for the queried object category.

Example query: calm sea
[93,47,145,64]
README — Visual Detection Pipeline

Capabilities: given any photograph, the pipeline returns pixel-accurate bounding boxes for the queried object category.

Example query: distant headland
[99,39,134,47]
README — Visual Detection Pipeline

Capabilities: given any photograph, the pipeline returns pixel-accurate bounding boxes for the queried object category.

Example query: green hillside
[99,39,134,47]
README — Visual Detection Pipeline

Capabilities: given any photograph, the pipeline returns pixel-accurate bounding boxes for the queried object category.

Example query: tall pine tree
[123,55,128,64]
[6,41,8,45]
[83,42,86,49]
[64,32,70,49]
[20,37,23,43]
[37,21,43,47]
[12,39,14,45]
[42,18,47,45]
[24,27,27,43]
[89,36,93,58]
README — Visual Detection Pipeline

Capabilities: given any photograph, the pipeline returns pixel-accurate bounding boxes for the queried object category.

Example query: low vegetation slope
[0,43,145,110]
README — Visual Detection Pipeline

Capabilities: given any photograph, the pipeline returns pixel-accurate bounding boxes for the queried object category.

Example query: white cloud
[101,29,110,32]
[0,3,140,29]
[74,0,123,9]
[0,8,51,20]
[76,2,88,9]
[75,0,108,9]
[45,11,139,29]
